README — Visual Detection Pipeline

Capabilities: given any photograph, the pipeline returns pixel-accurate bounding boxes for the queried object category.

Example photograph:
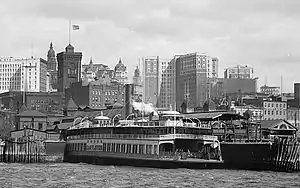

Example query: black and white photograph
[0,0,300,187]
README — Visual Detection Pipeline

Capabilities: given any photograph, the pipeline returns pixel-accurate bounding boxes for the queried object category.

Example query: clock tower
[57,44,82,92]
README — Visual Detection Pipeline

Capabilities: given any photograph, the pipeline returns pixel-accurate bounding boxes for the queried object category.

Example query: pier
[274,137,300,172]
[0,140,46,163]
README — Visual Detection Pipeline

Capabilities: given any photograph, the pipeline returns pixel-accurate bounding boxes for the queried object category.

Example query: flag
[72,25,80,30]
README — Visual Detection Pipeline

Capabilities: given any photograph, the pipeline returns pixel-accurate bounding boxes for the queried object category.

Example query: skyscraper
[141,56,175,108]
[142,56,159,105]
[0,57,47,94]
[175,53,218,110]
[57,44,82,92]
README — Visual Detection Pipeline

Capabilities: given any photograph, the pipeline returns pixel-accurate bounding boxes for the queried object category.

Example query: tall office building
[224,65,254,79]
[157,58,176,109]
[57,44,82,92]
[0,57,47,94]
[142,56,159,105]
[141,56,176,109]
[175,53,218,110]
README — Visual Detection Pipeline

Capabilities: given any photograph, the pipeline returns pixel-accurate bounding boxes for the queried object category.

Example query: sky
[1,0,300,92]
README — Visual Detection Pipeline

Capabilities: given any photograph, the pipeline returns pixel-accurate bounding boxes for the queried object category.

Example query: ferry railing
[68,133,218,142]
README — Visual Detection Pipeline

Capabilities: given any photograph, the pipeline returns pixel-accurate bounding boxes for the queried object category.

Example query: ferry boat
[64,111,224,169]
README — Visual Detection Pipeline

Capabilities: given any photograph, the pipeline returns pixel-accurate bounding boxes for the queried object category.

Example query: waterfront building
[224,65,254,79]
[0,57,47,94]
[57,44,82,92]
[231,104,263,121]
[175,53,218,110]
[114,58,128,85]
[263,100,287,120]
[260,85,280,96]
[15,110,47,131]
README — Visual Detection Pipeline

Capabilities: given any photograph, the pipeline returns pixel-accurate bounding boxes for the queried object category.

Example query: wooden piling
[0,139,45,163]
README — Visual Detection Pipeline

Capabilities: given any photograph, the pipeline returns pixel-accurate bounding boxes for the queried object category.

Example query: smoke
[132,101,157,115]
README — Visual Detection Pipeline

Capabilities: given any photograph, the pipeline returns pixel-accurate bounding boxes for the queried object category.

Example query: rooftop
[17,110,47,117]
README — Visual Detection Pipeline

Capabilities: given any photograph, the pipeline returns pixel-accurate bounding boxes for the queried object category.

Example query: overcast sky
[1,0,300,92]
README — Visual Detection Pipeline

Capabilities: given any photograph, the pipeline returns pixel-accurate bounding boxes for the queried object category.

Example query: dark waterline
[0,163,299,188]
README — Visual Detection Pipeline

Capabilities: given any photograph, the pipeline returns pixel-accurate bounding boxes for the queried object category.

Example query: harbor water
[0,163,299,188]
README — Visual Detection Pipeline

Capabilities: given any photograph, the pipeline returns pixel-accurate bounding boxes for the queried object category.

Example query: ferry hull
[220,142,276,171]
[63,152,224,170]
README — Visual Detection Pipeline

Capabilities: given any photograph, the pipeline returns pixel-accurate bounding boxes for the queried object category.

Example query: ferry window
[154,145,158,155]
[111,143,116,152]
[127,144,132,153]
[121,144,126,153]
[116,144,120,152]
[107,143,111,152]
[133,144,138,154]
[139,144,145,154]
[103,143,107,151]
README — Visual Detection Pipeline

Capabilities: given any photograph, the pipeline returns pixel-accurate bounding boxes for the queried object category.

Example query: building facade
[157,58,176,109]
[286,107,300,129]
[294,83,300,107]
[0,91,64,114]
[224,65,254,79]
[142,56,160,105]
[0,57,47,94]
[260,85,280,96]
[175,53,218,110]
[82,59,114,83]
[65,81,124,109]
[132,66,143,102]
[114,58,128,85]
[231,104,263,121]
[263,101,287,120]
[57,44,82,92]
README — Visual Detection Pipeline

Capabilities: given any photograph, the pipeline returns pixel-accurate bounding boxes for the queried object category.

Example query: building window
[38,123,43,130]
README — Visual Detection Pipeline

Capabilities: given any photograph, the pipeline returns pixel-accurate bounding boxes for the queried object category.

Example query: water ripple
[0,163,299,188]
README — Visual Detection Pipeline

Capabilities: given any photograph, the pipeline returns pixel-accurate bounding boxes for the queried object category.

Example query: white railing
[67,133,217,141]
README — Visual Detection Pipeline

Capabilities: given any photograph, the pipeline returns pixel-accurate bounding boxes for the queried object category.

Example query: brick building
[65,81,124,109]
[0,91,64,114]
[57,44,82,92]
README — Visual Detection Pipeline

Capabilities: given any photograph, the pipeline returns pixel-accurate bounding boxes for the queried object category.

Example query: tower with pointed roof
[133,66,142,86]
[57,43,82,92]
[114,58,128,84]
[47,42,57,71]
[47,42,58,91]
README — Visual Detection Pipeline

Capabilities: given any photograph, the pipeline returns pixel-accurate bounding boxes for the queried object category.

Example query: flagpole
[69,20,71,44]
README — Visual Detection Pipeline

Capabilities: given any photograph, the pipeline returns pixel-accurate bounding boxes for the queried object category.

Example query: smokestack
[124,84,134,118]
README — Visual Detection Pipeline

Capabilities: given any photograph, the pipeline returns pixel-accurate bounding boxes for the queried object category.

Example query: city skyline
[1,0,300,92]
